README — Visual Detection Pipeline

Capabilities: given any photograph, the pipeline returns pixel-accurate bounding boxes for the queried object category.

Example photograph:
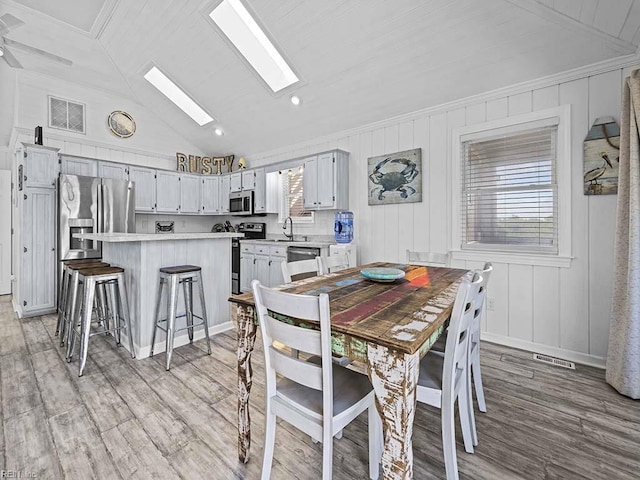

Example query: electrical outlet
[487,297,495,311]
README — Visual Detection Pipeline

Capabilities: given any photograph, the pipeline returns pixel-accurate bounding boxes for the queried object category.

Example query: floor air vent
[533,353,575,369]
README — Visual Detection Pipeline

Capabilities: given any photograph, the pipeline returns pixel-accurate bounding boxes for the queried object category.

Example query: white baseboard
[135,321,234,359]
[482,332,606,369]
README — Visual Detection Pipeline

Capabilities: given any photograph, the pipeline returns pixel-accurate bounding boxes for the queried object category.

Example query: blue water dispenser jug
[334,211,354,244]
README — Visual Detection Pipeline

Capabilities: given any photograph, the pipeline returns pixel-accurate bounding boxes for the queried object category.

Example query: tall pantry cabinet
[13,143,59,318]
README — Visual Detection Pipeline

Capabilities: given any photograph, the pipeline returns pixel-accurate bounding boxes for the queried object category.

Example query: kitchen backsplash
[136,210,338,239]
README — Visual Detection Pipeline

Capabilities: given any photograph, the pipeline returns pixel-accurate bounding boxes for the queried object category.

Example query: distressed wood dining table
[228,262,469,480]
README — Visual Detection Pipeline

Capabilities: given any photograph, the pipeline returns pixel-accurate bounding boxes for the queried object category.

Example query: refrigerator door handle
[97,183,103,234]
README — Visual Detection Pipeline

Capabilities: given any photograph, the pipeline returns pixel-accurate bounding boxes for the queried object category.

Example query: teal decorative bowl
[360,267,405,283]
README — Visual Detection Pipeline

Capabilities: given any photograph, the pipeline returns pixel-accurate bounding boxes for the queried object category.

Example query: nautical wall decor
[176,153,235,175]
[368,148,422,205]
[583,117,619,195]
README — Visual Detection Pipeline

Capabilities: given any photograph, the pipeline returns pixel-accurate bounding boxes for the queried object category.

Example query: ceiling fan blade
[2,46,23,68]
[0,14,25,36]
[3,38,72,66]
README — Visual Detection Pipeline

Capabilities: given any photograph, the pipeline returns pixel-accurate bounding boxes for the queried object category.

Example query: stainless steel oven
[232,222,265,294]
[229,190,254,216]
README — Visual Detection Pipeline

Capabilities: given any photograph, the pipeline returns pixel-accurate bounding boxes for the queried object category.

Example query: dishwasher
[287,246,321,263]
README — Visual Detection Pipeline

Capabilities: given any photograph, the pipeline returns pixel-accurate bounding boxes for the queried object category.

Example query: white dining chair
[406,249,450,266]
[251,280,381,480]
[316,253,351,275]
[281,259,321,283]
[416,272,482,480]
[466,262,492,446]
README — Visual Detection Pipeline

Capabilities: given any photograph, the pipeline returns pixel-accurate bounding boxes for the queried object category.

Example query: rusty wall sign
[176,153,235,175]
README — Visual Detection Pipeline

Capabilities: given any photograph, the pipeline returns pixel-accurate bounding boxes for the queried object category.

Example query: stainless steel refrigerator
[58,174,135,262]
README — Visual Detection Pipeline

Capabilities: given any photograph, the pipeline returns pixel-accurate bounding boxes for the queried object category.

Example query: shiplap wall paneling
[370,127,387,261]
[486,262,510,337]
[559,77,590,355]
[587,70,622,358]
[397,120,415,262]
[383,124,400,262]
[359,131,373,265]
[429,112,447,256]
[413,115,430,257]
[533,266,561,347]
[508,264,534,342]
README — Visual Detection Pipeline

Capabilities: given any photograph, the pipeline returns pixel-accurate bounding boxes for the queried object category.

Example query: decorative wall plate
[360,267,405,282]
[108,110,136,138]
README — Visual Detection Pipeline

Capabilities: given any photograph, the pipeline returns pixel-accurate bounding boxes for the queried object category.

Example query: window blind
[461,125,558,254]
[280,169,312,219]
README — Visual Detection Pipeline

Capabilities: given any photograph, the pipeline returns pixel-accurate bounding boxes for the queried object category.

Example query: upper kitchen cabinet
[98,161,129,180]
[254,168,266,213]
[180,174,202,214]
[202,176,220,214]
[241,170,255,190]
[60,154,98,177]
[156,171,181,213]
[230,172,243,193]
[19,143,59,188]
[303,150,349,210]
[219,175,231,214]
[129,166,157,212]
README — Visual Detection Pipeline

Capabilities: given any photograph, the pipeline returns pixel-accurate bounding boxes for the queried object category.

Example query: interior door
[0,170,11,294]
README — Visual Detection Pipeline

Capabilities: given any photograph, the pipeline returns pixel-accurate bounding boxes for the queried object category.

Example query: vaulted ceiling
[1,0,639,157]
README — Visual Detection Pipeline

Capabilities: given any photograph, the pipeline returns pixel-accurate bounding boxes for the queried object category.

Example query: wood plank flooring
[0,294,638,479]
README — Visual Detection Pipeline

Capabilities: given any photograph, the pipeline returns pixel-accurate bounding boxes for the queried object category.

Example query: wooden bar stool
[66,266,135,376]
[150,265,211,370]
[57,260,110,346]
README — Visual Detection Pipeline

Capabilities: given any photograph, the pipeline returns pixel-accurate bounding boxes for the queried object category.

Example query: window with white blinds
[461,124,558,254]
[279,168,314,223]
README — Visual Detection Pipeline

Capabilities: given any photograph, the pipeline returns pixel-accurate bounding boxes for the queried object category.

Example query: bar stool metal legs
[150,265,211,370]
[66,266,135,376]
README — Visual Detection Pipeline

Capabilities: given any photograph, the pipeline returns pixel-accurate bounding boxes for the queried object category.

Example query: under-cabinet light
[144,66,214,126]
[210,0,298,93]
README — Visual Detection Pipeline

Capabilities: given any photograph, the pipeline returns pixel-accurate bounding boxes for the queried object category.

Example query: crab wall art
[368,148,423,205]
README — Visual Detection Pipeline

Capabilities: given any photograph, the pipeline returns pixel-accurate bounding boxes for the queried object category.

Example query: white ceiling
[1,0,639,157]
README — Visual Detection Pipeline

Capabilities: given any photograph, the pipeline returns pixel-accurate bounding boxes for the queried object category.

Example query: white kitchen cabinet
[98,161,129,180]
[303,150,349,210]
[219,175,231,213]
[20,143,59,188]
[60,155,97,177]
[268,245,287,287]
[17,186,57,317]
[129,166,157,212]
[180,174,201,214]
[202,176,220,214]
[242,170,255,190]
[254,168,266,213]
[230,172,242,193]
[255,254,270,287]
[240,243,255,293]
[156,171,181,213]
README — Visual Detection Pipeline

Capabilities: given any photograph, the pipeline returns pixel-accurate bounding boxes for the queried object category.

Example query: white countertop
[239,239,335,248]
[74,232,243,242]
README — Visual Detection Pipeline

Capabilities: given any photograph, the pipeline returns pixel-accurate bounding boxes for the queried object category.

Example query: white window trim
[450,105,572,268]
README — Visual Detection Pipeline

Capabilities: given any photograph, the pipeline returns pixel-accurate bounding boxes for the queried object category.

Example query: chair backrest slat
[317,254,351,275]
[271,347,323,390]
[471,263,492,346]
[281,259,320,283]
[265,314,322,356]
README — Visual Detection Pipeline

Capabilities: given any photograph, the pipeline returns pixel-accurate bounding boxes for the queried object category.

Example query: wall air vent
[533,353,575,369]
[48,96,85,134]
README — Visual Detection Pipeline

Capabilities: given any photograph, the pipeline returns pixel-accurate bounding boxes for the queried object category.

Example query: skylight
[143,66,214,126]
[210,0,298,93]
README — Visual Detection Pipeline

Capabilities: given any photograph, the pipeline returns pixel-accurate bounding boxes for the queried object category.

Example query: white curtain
[606,69,640,399]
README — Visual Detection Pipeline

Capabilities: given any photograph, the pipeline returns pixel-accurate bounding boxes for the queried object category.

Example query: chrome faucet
[283,216,294,241]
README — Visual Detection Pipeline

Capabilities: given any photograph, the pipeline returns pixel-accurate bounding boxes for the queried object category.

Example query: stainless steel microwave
[229,190,254,215]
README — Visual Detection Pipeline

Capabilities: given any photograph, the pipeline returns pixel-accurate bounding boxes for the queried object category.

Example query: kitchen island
[73,232,243,358]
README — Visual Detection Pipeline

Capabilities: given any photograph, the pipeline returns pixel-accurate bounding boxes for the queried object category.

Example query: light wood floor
[1,294,639,479]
